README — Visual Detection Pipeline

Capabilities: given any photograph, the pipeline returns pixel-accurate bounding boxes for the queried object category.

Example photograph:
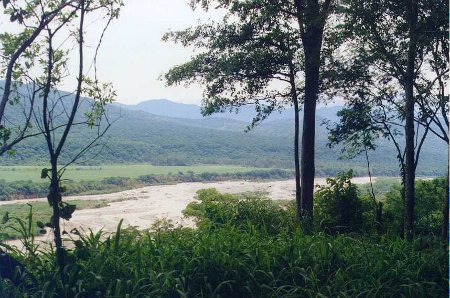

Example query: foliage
[164,0,301,129]
[315,170,368,233]
[383,178,447,236]
[0,192,447,297]
[2,0,124,276]
[326,0,448,240]
[358,177,400,200]
[184,188,297,234]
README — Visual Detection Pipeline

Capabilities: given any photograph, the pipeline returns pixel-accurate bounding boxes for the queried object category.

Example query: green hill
[0,87,447,176]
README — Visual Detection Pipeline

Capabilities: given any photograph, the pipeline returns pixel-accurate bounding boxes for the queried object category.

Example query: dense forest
[0,0,447,297]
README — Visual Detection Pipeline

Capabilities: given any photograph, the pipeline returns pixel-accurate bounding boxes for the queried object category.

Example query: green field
[0,199,111,238]
[0,164,267,183]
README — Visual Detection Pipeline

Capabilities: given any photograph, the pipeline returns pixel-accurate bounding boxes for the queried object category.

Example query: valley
[0,0,447,295]
[3,177,377,242]
[1,98,447,177]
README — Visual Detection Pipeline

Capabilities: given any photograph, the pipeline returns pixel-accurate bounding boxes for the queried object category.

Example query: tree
[7,0,122,279]
[291,0,333,220]
[324,102,382,233]
[164,0,338,221]
[164,1,306,217]
[0,0,83,155]
[326,0,448,239]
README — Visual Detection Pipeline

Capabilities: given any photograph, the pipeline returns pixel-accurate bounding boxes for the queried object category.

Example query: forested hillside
[1,95,447,176]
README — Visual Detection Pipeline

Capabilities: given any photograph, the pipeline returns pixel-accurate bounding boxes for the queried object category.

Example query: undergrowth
[0,188,447,297]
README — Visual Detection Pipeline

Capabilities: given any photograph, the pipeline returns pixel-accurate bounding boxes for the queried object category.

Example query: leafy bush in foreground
[315,170,368,233]
[0,190,446,297]
[383,177,447,236]
[184,188,297,234]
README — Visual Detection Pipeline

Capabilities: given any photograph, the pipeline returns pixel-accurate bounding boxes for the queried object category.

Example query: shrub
[383,177,447,236]
[315,170,367,233]
[184,188,297,235]
[0,193,447,297]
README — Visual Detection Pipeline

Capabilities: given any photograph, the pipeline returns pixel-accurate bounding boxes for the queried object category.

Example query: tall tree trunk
[404,90,415,240]
[293,0,328,221]
[300,36,322,220]
[376,202,383,235]
[403,0,418,241]
[49,161,65,280]
[400,171,405,238]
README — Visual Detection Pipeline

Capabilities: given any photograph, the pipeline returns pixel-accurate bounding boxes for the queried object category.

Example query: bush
[184,188,297,235]
[315,170,367,233]
[2,195,447,297]
[383,177,447,236]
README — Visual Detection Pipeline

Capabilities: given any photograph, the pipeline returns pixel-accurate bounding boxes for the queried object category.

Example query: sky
[89,0,225,105]
[0,0,225,105]
[0,1,339,107]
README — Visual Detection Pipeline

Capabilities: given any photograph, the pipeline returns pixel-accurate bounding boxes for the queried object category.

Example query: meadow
[0,164,266,183]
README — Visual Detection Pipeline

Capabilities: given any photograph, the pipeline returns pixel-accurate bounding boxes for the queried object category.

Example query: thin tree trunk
[290,68,301,219]
[0,2,73,124]
[400,171,405,238]
[49,161,64,280]
[404,86,415,241]
[439,75,448,241]
[364,146,381,234]
[377,202,383,235]
[403,0,418,241]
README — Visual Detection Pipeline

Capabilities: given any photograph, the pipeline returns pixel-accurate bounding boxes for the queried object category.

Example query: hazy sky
[91,0,224,105]
[1,1,343,107]
[0,0,224,105]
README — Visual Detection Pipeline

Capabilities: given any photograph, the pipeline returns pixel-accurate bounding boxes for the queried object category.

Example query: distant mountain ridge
[118,99,204,120]
[116,99,304,123]
[0,93,447,176]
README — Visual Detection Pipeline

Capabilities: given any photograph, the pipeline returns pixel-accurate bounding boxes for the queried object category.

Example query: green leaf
[0,233,10,239]
[2,212,9,224]
[41,168,49,179]
[6,149,16,156]
[36,221,45,229]
[9,13,18,22]
[60,204,76,220]
[45,216,54,228]
[74,240,84,248]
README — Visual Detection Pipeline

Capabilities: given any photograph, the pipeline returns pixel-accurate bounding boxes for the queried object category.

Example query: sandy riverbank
[3,177,375,239]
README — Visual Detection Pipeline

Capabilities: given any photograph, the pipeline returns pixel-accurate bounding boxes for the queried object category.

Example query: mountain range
[1,95,447,176]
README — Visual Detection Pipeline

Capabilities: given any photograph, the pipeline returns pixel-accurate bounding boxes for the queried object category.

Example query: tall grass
[1,189,447,297]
